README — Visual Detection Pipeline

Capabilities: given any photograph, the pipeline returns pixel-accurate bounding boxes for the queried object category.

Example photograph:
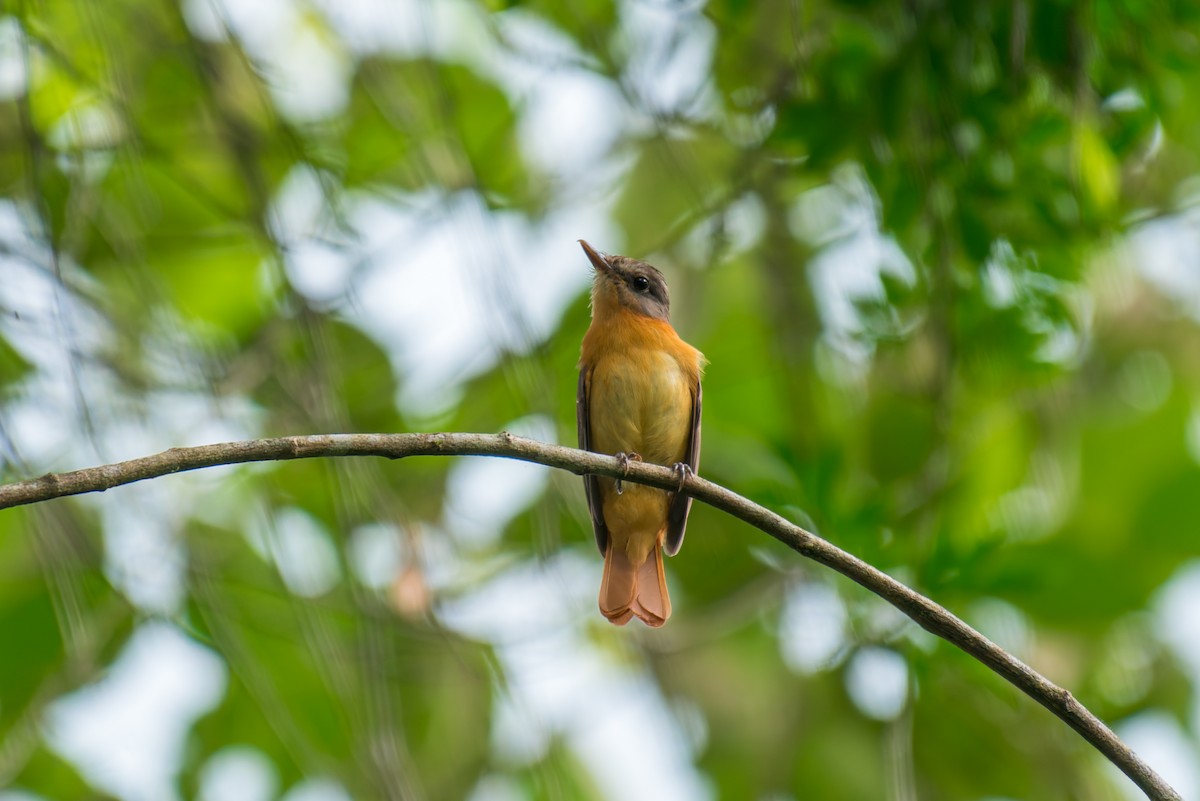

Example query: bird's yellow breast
[581,308,703,562]
[588,348,693,561]
[588,348,693,466]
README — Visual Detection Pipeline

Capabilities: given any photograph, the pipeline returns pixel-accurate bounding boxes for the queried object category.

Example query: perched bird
[577,240,705,627]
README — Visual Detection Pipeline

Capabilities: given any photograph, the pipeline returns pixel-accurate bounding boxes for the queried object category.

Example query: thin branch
[0,432,1180,801]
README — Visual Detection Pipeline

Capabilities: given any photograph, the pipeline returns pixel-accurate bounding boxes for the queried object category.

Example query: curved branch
[0,432,1180,801]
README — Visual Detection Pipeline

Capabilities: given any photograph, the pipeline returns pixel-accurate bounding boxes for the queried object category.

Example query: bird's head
[580,240,671,322]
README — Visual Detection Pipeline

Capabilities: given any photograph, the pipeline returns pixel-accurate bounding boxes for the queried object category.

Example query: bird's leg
[614,452,642,495]
[670,462,693,493]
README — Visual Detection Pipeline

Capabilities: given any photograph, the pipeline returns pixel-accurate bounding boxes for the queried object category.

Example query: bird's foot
[614,452,642,495]
[671,462,693,493]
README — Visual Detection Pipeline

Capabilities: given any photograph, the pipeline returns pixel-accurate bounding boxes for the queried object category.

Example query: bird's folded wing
[578,368,608,555]
[664,381,701,556]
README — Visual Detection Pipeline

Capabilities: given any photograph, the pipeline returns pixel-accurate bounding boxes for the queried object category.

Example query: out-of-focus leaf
[614,132,740,255]
[1075,122,1121,215]
[0,572,62,733]
[0,508,134,742]
[0,335,32,391]
[6,746,104,800]
[509,0,617,54]
[343,58,538,206]
[186,524,494,800]
[156,232,270,337]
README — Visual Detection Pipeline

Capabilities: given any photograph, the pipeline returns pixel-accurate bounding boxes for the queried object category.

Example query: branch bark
[0,432,1180,801]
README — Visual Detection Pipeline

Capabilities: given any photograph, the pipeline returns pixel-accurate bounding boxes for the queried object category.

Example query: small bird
[577,240,705,627]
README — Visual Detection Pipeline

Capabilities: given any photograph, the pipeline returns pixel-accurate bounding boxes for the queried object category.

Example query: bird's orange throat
[580,305,705,382]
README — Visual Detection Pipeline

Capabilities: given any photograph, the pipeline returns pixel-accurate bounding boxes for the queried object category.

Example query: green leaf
[0,334,32,392]
[1075,123,1120,215]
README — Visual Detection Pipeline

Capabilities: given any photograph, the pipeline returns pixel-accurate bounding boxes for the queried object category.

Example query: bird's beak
[579,240,610,274]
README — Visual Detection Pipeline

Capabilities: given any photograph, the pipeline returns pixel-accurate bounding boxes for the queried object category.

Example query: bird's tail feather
[599,541,671,627]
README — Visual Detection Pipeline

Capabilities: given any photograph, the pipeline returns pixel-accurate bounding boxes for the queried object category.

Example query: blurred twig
[0,432,1183,800]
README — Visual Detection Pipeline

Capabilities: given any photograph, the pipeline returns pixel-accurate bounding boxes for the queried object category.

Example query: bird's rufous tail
[599,541,671,627]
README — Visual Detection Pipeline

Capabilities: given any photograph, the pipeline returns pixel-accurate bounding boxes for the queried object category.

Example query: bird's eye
[631,276,650,293]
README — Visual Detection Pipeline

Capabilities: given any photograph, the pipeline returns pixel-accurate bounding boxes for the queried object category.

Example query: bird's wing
[578,368,608,555]
[664,381,701,556]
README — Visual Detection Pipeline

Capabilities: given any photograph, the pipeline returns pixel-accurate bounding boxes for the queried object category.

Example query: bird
[577,240,705,627]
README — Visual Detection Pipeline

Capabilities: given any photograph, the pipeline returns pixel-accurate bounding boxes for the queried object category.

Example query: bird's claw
[614,452,642,495]
[671,462,693,493]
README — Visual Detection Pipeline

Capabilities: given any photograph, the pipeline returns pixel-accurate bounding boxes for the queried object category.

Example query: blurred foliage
[2,0,1200,800]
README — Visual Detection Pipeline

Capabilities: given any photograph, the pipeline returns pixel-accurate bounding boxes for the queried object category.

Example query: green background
[1,1,1199,799]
